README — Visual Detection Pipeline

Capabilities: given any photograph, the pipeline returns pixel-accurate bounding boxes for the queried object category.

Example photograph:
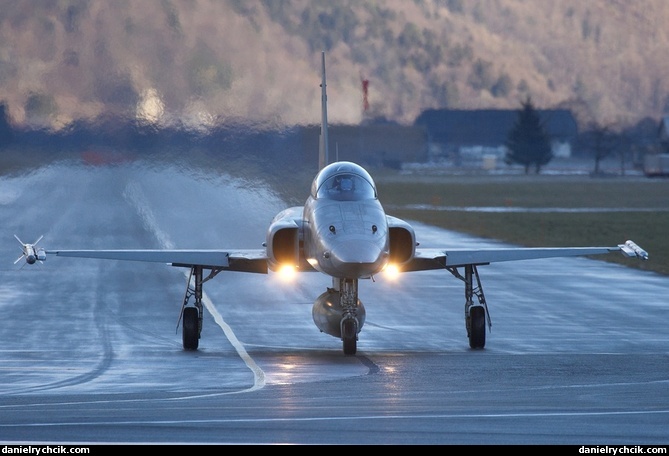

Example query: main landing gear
[178,265,222,350]
[175,264,491,353]
[447,264,492,349]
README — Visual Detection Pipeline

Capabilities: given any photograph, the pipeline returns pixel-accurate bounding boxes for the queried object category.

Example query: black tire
[342,319,357,355]
[183,307,199,350]
[469,306,486,349]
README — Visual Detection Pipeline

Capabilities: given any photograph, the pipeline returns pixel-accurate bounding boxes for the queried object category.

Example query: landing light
[277,264,297,281]
[383,263,400,280]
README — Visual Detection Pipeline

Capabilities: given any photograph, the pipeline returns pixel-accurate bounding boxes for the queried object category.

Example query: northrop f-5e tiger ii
[16,52,649,355]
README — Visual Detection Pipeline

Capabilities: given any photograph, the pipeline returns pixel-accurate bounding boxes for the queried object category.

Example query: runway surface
[0,159,667,445]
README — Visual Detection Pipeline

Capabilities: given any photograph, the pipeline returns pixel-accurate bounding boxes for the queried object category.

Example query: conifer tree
[504,97,552,174]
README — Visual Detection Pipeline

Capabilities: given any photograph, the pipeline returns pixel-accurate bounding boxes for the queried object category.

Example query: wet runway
[0,160,667,444]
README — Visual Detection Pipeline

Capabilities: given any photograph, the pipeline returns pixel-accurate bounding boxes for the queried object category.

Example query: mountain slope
[0,0,667,130]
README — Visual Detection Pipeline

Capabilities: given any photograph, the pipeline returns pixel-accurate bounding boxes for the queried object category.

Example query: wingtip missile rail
[619,240,649,260]
[14,235,46,265]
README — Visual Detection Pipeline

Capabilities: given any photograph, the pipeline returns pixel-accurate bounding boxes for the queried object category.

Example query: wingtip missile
[14,234,46,265]
[619,240,649,260]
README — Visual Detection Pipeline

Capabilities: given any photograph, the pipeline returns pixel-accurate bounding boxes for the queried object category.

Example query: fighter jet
[17,52,648,355]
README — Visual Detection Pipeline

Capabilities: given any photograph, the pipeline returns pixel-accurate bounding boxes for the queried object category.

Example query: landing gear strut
[339,278,360,356]
[447,264,492,349]
[178,265,222,350]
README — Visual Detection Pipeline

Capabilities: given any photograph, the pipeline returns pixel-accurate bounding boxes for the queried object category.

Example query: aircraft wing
[402,240,648,272]
[44,249,269,273]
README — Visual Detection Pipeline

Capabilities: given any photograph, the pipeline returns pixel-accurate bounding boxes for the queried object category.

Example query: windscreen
[317,172,376,201]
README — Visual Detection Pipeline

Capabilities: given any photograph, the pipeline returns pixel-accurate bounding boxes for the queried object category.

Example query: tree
[504,97,553,174]
[578,122,618,175]
[0,103,13,148]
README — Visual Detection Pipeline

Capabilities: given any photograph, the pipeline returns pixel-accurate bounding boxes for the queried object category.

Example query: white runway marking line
[122,182,266,391]
[0,408,667,428]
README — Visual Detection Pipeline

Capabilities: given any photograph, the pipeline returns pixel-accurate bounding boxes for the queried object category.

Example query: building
[657,115,669,152]
[414,108,578,168]
[294,122,428,169]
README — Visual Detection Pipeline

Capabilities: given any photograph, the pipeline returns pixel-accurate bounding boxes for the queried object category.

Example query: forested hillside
[0,0,667,131]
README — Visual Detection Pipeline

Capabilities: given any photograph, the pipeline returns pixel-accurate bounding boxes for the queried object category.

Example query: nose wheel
[339,278,360,355]
[342,317,358,355]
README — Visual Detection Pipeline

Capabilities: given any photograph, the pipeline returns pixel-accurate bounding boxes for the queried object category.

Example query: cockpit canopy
[312,161,377,201]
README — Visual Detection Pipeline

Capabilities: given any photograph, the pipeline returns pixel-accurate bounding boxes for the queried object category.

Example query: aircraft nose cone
[329,241,387,277]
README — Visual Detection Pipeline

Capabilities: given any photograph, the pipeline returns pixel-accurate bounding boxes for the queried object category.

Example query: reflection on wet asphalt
[0,156,667,444]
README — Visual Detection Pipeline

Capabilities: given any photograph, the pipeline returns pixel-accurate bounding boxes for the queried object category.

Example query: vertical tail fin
[318,51,329,170]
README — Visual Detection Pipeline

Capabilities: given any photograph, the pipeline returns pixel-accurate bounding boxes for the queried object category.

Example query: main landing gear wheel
[449,264,490,350]
[468,306,486,349]
[342,318,357,355]
[182,307,199,350]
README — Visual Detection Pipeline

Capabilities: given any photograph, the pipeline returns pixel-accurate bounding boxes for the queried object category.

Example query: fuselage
[302,162,390,279]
